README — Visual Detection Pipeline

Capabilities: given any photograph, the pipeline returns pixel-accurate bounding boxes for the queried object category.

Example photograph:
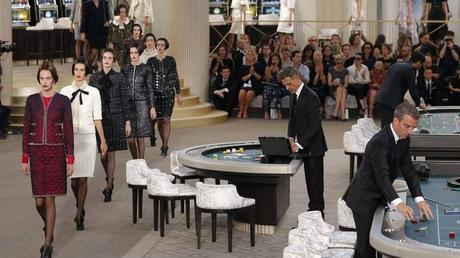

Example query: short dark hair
[279,66,300,80]
[72,57,91,76]
[144,33,156,43]
[132,24,143,35]
[129,42,144,55]
[291,50,301,58]
[394,101,420,121]
[419,31,429,39]
[410,52,425,63]
[116,4,128,14]
[100,48,116,62]
[221,66,231,72]
[37,61,59,83]
[446,31,455,37]
[156,38,170,50]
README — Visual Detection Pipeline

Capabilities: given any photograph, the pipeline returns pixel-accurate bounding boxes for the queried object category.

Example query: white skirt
[229,9,245,35]
[70,133,97,178]
[277,7,294,33]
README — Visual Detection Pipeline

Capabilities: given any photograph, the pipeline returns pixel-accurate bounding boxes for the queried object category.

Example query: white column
[382,0,398,45]
[294,0,317,49]
[1,1,13,105]
[151,0,209,101]
[448,0,459,37]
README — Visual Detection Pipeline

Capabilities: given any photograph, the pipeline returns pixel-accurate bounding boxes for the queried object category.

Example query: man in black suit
[211,66,236,118]
[417,68,440,106]
[343,102,433,258]
[279,66,328,215]
[376,53,427,127]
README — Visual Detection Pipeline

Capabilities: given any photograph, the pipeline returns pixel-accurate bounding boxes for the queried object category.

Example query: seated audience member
[280,46,293,67]
[368,61,386,118]
[328,54,349,120]
[283,33,300,52]
[347,52,371,116]
[310,50,328,116]
[395,55,405,63]
[211,66,236,117]
[448,67,460,105]
[418,55,440,81]
[417,68,439,106]
[362,42,376,70]
[330,34,342,56]
[258,43,272,68]
[342,44,355,68]
[373,34,386,58]
[262,54,288,119]
[378,43,394,70]
[322,45,335,72]
[412,32,438,57]
[349,32,363,57]
[237,48,264,119]
[210,45,234,76]
[302,44,315,69]
[232,37,249,72]
[292,50,310,85]
[0,85,11,139]
[306,35,319,51]
[439,31,460,77]
[399,45,412,62]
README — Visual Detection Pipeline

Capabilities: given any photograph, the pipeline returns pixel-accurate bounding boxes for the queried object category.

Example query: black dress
[89,69,130,151]
[147,56,181,118]
[238,63,265,95]
[81,0,110,50]
[427,0,448,42]
[121,63,155,138]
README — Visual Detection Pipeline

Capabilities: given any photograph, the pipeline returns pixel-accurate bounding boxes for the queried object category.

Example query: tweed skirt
[154,89,175,119]
[128,99,152,138]
[29,145,67,197]
[98,112,128,152]
[70,133,97,178]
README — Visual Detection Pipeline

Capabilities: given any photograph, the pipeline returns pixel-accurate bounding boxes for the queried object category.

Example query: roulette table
[178,141,303,234]
[370,161,460,257]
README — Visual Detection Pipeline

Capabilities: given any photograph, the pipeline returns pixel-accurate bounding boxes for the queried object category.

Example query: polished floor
[0,117,355,258]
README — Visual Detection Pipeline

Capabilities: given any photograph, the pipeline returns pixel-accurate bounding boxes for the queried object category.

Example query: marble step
[172,103,212,118]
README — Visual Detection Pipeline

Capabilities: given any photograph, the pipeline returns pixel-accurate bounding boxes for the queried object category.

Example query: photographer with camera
[439,31,460,77]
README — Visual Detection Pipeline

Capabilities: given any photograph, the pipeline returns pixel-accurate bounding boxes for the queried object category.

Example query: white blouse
[61,81,102,135]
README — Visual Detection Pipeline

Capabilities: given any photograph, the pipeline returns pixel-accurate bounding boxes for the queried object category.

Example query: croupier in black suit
[279,66,328,216]
[211,66,236,118]
[343,102,433,258]
[375,53,428,128]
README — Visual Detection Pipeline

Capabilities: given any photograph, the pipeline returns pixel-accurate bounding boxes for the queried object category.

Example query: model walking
[22,62,74,258]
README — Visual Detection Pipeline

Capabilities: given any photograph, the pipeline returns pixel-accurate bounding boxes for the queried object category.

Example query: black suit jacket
[376,63,420,109]
[211,76,236,94]
[343,125,423,211]
[417,79,440,106]
[288,85,327,157]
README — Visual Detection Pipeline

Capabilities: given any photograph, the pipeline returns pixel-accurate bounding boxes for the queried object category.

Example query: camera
[0,41,16,54]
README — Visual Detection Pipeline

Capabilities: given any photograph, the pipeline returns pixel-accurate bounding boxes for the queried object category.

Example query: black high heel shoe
[41,245,53,258]
[74,216,84,231]
[160,146,169,157]
[103,188,113,202]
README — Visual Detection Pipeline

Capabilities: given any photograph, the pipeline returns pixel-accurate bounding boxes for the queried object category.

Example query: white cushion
[170,151,199,177]
[283,245,322,258]
[195,182,255,210]
[298,211,334,234]
[329,231,357,249]
[126,159,149,185]
[147,173,196,197]
[288,228,330,253]
[322,248,354,257]
[337,198,356,229]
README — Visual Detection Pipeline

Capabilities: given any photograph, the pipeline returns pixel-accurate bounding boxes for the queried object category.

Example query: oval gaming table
[178,141,303,234]
[410,106,460,159]
[370,161,460,257]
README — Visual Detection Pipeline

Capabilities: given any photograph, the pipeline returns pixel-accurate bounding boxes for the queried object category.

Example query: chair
[195,182,255,252]
[147,173,196,237]
[126,159,175,224]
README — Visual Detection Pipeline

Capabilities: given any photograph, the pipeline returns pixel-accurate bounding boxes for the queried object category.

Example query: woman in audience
[310,50,328,116]
[22,62,74,257]
[108,4,133,67]
[328,54,349,120]
[347,52,371,116]
[378,43,394,70]
[322,45,334,73]
[280,46,293,67]
[123,24,144,65]
[262,54,287,119]
[210,45,234,76]
[342,44,355,67]
[373,34,386,58]
[139,33,157,64]
[237,47,264,119]
[258,43,272,68]
[122,43,156,159]
[361,42,376,71]
[368,61,386,118]
[89,48,130,202]
[349,32,363,56]
[302,44,315,69]
[147,38,182,157]
[330,34,342,56]
[60,57,107,231]
[282,33,300,52]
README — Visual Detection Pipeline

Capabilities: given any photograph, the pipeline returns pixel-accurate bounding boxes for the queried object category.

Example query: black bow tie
[71,89,89,105]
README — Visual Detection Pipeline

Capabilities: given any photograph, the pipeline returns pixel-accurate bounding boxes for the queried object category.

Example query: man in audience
[412,32,438,57]
[439,31,460,77]
[258,43,272,68]
[0,85,11,139]
[292,50,310,85]
[306,35,319,51]
[400,45,412,62]
[418,55,440,81]
[417,68,440,106]
[211,66,236,118]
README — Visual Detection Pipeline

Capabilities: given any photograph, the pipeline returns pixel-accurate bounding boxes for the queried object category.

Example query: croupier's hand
[416,201,433,220]
[396,202,414,220]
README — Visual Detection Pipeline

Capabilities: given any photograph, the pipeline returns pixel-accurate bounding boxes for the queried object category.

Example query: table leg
[349,155,355,182]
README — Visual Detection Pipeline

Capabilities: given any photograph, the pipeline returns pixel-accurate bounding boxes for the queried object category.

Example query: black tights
[128,138,145,159]
[101,151,116,189]
[71,178,87,219]
[35,196,56,247]
[155,119,171,148]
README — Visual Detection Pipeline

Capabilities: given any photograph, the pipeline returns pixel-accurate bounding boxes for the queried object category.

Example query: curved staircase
[8,64,228,130]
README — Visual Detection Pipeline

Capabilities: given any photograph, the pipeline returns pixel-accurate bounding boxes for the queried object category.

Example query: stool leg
[138,188,143,219]
[216,179,221,185]
[185,199,191,229]
[196,207,202,249]
[212,212,217,242]
[227,213,233,252]
[153,199,159,231]
[349,155,355,182]
[160,200,165,237]
[171,200,175,218]
[250,206,255,247]
[132,188,138,224]
[165,201,169,225]
[180,178,185,214]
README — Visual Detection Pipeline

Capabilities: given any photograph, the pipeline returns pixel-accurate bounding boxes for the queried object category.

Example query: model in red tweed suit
[21,62,74,257]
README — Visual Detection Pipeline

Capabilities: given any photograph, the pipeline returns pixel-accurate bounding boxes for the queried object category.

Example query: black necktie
[71,89,89,105]
[291,95,297,115]
[427,81,432,97]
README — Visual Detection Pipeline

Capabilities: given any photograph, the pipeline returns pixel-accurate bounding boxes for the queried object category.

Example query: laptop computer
[258,136,294,163]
